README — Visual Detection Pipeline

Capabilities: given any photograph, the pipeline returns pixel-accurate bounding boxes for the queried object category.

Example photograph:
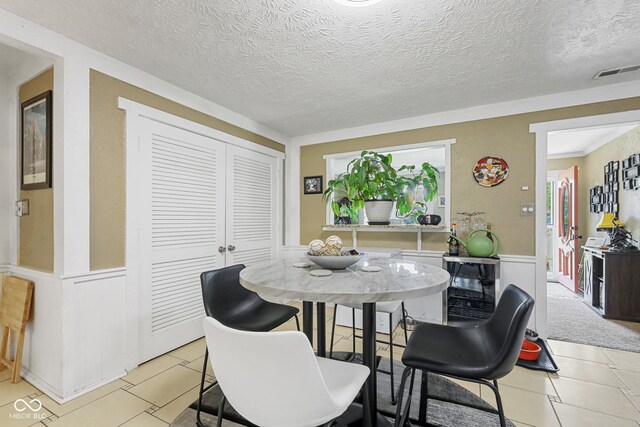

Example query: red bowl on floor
[519,340,541,361]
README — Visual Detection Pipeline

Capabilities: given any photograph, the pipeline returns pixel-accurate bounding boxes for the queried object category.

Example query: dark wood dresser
[582,247,640,322]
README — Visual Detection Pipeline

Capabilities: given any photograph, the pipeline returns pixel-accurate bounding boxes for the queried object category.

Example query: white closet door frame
[138,118,227,363]
[225,145,279,266]
[121,98,284,370]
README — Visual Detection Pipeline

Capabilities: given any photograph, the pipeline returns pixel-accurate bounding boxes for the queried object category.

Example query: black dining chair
[394,284,534,427]
[196,264,300,427]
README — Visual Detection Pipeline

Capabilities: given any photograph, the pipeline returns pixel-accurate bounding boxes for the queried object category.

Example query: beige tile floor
[2,305,640,427]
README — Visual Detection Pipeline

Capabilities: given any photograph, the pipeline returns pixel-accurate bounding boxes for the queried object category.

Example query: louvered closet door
[225,144,278,266]
[138,118,226,363]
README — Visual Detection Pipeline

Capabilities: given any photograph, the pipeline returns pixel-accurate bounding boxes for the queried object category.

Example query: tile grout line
[551,398,640,424]
[547,394,563,427]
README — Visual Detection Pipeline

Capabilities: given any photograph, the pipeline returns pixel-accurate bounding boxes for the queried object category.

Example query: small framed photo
[437,195,446,207]
[613,161,619,171]
[605,164,610,174]
[21,90,52,190]
[303,176,323,194]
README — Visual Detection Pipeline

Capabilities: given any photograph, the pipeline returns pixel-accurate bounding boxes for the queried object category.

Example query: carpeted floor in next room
[547,281,640,353]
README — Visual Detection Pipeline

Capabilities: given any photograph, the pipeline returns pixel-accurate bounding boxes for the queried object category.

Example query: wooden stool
[0,276,34,383]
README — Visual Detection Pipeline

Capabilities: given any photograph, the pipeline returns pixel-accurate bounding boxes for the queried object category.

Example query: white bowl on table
[305,252,364,270]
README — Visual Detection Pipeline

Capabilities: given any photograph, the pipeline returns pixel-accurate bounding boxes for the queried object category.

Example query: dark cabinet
[582,247,640,322]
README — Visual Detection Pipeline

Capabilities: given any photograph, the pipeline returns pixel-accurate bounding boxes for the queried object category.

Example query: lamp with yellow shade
[596,213,622,231]
[596,214,638,251]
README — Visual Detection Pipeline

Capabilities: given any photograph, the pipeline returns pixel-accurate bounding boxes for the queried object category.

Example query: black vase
[418,214,441,225]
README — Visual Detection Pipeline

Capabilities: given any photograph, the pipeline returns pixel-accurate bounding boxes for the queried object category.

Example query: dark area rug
[170,352,515,426]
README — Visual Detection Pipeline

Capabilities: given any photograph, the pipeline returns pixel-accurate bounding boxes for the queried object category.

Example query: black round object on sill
[417,214,441,225]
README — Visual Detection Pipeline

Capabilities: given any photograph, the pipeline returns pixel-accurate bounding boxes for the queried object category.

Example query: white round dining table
[240,256,450,427]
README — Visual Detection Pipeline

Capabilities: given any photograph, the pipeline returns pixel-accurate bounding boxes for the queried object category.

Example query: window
[323,140,454,227]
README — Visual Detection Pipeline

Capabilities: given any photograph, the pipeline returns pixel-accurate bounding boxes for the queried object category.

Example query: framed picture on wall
[21,90,52,190]
[303,176,323,194]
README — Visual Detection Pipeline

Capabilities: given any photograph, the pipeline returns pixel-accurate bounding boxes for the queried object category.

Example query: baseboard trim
[21,370,64,404]
[22,369,127,404]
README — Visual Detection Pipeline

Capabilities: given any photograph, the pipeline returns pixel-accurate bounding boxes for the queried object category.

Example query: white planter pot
[364,200,394,224]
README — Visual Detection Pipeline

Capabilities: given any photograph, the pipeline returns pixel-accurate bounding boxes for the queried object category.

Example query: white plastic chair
[203,316,370,427]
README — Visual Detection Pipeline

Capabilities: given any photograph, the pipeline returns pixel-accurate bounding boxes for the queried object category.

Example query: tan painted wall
[89,70,285,270]
[19,68,54,272]
[300,97,640,256]
[584,127,640,241]
[547,156,588,251]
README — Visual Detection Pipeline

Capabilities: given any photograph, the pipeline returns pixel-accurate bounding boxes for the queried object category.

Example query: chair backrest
[202,317,341,427]
[0,276,34,332]
[200,265,261,324]
[483,284,535,379]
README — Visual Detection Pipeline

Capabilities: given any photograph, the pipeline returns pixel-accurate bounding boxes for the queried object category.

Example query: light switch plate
[520,203,535,216]
[16,200,29,216]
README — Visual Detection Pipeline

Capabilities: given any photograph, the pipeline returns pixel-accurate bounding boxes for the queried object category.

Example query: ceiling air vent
[594,65,640,79]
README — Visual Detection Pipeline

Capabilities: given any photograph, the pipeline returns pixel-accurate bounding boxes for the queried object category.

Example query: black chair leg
[294,314,301,331]
[490,380,507,427]
[215,394,226,427]
[196,348,209,427]
[394,367,415,427]
[351,308,357,357]
[389,312,396,405]
[418,371,429,423]
[329,307,337,359]
[401,302,409,344]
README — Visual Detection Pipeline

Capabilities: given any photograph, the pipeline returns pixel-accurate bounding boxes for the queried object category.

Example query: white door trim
[121,99,285,369]
[530,109,640,340]
[119,98,285,160]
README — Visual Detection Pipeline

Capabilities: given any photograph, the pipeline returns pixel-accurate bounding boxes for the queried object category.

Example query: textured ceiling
[1,0,640,137]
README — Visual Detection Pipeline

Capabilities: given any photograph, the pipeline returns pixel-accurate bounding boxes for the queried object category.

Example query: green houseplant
[323,150,439,224]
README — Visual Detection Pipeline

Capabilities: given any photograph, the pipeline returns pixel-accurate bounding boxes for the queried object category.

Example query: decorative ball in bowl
[306,235,364,270]
[305,251,364,270]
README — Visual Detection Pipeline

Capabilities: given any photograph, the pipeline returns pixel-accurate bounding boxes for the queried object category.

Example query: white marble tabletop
[239,256,451,304]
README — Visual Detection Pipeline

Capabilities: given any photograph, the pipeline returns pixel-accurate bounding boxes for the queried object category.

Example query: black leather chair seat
[218,300,299,332]
[401,321,498,379]
[394,285,534,427]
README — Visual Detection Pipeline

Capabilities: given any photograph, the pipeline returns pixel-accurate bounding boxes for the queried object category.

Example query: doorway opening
[543,121,640,352]
[0,42,55,272]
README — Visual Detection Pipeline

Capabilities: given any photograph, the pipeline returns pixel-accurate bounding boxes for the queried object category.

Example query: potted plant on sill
[323,150,439,225]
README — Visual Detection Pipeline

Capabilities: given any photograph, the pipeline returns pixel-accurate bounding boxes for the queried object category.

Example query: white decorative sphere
[309,239,325,255]
[320,246,342,257]
[325,235,343,250]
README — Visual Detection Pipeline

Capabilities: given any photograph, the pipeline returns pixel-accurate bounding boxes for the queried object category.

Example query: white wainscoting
[7,266,65,402]
[499,254,538,333]
[63,268,127,399]
[6,266,127,404]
